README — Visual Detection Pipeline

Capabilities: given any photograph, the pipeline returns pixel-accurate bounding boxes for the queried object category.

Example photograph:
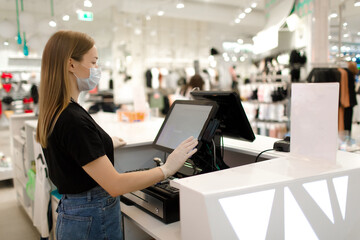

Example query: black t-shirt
[43,100,114,194]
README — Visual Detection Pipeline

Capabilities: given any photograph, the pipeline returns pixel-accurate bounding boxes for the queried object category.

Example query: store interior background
[0,0,359,153]
[0,0,359,239]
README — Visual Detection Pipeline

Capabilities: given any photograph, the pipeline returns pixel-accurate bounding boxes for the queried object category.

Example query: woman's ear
[68,58,76,73]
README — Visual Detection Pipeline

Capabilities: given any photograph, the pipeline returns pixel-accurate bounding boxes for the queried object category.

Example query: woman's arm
[83,136,198,197]
[111,136,126,148]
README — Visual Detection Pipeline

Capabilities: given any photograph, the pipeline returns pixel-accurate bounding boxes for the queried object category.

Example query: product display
[240,81,290,138]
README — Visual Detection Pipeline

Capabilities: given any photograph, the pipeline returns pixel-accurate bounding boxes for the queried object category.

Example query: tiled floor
[0,180,40,240]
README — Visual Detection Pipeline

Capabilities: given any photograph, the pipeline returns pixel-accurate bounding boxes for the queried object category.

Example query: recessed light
[244,8,252,13]
[49,20,57,27]
[238,13,246,19]
[84,0,92,8]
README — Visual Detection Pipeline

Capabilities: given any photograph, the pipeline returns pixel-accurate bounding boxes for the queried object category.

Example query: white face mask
[74,66,101,91]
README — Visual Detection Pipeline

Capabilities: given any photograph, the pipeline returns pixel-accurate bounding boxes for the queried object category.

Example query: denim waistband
[63,185,107,199]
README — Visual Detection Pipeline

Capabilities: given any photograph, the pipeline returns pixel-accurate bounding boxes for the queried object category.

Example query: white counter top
[25,112,165,148]
[172,150,360,195]
[88,112,165,147]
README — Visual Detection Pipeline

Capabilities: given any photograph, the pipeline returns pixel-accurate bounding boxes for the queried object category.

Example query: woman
[179,74,204,99]
[36,30,198,240]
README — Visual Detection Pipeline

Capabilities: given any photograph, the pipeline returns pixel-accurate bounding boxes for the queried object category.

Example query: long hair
[36,31,94,148]
[180,74,204,96]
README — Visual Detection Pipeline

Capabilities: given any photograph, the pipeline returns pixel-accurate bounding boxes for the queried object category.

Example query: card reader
[273,136,290,152]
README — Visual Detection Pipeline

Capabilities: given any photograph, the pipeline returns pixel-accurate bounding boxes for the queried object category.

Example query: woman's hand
[112,136,126,149]
[160,136,198,179]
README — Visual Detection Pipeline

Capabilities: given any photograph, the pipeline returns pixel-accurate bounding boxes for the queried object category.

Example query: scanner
[273,136,290,152]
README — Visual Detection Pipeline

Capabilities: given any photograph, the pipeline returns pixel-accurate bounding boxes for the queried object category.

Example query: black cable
[255,149,274,162]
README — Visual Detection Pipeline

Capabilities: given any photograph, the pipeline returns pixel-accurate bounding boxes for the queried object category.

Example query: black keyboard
[125,169,179,198]
[148,180,179,198]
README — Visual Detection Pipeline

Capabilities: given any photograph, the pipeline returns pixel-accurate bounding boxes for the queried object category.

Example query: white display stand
[9,113,38,221]
[290,83,339,163]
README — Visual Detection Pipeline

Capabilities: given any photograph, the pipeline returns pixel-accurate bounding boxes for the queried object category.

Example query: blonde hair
[36,30,94,148]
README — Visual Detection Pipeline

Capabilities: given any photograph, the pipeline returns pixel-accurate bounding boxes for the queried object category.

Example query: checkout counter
[14,87,360,240]
[90,111,360,240]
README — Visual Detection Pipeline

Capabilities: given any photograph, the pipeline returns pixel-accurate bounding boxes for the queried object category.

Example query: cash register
[121,91,255,223]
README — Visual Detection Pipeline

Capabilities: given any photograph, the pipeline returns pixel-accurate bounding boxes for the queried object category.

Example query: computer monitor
[153,100,219,153]
[191,91,255,142]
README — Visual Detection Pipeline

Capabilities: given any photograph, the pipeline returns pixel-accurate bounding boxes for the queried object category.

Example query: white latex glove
[112,136,126,149]
[160,136,198,179]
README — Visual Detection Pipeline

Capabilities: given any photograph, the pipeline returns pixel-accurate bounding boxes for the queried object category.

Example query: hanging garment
[338,68,350,132]
[2,83,12,93]
[344,69,357,107]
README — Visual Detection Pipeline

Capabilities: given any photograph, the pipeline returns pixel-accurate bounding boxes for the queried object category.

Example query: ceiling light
[343,33,349,38]
[62,15,70,21]
[357,32,360,35]
[244,8,252,13]
[234,18,241,24]
[329,13,337,18]
[343,22,347,27]
[238,12,246,19]
[176,0,185,9]
[49,20,57,27]
[176,3,184,8]
[251,2,257,8]
[146,15,151,21]
[157,10,164,16]
[76,9,83,14]
[328,35,332,39]
[237,39,244,44]
[240,56,246,62]
[84,0,92,8]
[232,56,237,62]
[4,41,9,46]
[355,1,360,7]
[134,28,142,35]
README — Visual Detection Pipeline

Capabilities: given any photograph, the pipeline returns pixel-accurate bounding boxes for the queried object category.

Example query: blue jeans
[56,186,123,240]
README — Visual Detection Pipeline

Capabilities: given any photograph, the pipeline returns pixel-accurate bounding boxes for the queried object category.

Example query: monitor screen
[191,91,255,142]
[153,100,218,152]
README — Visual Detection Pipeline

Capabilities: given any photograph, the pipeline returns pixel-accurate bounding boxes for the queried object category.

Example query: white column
[310,0,329,65]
